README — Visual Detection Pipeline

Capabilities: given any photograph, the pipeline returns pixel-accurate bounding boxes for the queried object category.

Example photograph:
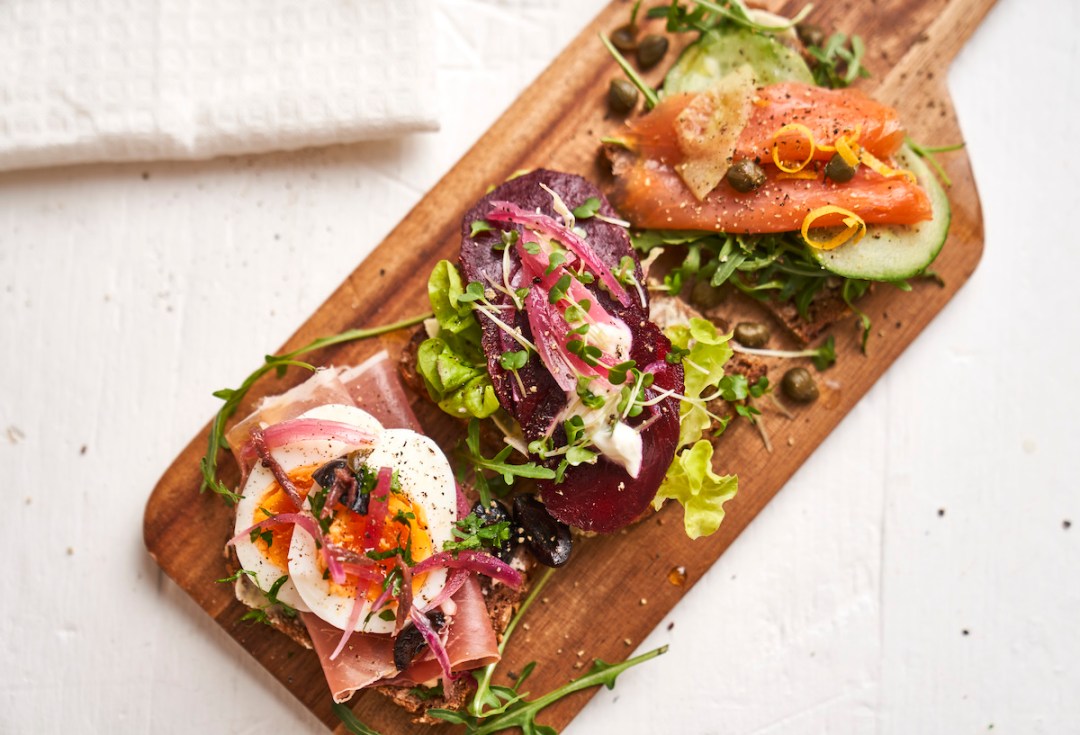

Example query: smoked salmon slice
[608,81,931,233]
[612,158,931,234]
[617,82,907,167]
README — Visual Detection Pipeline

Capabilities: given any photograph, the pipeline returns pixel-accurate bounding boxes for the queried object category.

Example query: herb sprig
[444,513,512,554]
[464,419,556,507]
[433,567,667,733]
[217,571,297,624]
[805,32,870,89]
[199,313,432,504]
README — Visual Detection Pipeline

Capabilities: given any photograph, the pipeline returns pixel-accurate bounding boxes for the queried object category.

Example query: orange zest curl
[801,205,867,251]
[860,148,917,183]
[771,123,816,173]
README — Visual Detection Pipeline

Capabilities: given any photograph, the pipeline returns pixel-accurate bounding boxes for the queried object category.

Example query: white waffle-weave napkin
[0,0,437,172]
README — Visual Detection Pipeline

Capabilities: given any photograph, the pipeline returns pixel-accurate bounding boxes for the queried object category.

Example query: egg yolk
[252,465,317,572]
[254,463,435,602]
[327,489,434,601]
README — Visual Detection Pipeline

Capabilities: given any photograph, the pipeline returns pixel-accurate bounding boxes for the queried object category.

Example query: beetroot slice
[458,169,683,533]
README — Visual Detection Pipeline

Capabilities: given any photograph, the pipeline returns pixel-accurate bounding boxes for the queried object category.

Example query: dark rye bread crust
[223,545,313,648]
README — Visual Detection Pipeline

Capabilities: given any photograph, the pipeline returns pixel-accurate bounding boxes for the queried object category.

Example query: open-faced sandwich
[196,2,962,730]
[221,354,525,714]
[601,0,952,347]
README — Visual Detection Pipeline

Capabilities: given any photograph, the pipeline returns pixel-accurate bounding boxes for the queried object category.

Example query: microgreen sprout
[499,349,530,394]
[470,220,495,237]
[572,197,602,220]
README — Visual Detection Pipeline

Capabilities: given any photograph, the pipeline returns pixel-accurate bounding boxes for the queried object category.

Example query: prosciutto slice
[225,367,355,479]
[244,354,501,701]
[339,351,422,432]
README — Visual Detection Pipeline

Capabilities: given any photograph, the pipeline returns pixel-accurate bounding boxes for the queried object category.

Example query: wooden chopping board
[143,0,997,731]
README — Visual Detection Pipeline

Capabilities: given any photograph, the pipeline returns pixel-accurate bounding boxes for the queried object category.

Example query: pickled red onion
[410,607,456,681]
[411,550,523,589]
[487,200,630,306]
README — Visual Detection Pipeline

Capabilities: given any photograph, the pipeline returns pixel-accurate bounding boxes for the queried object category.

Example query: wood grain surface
[143,0,997,731]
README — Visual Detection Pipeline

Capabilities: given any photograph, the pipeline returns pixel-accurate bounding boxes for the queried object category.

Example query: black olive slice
[513,495,572,567]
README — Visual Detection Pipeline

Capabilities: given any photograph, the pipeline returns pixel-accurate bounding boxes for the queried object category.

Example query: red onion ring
[411,550,523,589]
[487,200,630,306]
[236,418,376,468]
[409,606,457,682]
[249,429,305,509]
[329,575,370,661]
[227,511,321,548]
[421,568,470,613]
[362,467,393,549]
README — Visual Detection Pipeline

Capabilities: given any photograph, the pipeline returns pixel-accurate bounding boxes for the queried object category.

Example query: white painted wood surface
[1,0,1076,732]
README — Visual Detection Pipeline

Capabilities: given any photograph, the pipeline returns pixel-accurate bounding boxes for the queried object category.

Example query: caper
[611,24,638,52]
[796,22,826,49]
[726,159,767,193]
[636,34,669,69]
[733,321,771,348]
[824,153,858,183]
[781,367,819,403]
[608,78,639,115]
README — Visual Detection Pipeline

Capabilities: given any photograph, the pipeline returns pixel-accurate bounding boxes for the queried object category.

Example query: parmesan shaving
[673,65,756,200]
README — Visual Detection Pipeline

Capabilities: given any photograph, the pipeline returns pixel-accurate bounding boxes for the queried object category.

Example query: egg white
[233,404,384,611]
[289,428,456,634]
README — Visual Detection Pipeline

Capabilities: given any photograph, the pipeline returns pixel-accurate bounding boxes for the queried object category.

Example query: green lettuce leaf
[653,439,738,539]
[428,259,476,336]
[664,317,734,447]
[418,260,499,419]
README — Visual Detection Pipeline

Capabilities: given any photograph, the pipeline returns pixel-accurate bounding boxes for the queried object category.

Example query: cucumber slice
[808,146,951,281]
[663,27,814,95]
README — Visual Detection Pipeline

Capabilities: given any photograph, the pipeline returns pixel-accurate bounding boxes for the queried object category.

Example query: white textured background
[1,0,1077,733]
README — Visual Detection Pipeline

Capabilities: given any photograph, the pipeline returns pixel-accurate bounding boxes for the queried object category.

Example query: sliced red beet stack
[459,169,682,533]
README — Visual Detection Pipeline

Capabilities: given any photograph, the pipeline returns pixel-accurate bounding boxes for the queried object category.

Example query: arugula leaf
[653,439,738,539]
[599,33,660,109]
[433,646,668,734]
[806,32,870,89]
[906,137,965,188]
[464,419,556,507]
[332,703,383,735]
